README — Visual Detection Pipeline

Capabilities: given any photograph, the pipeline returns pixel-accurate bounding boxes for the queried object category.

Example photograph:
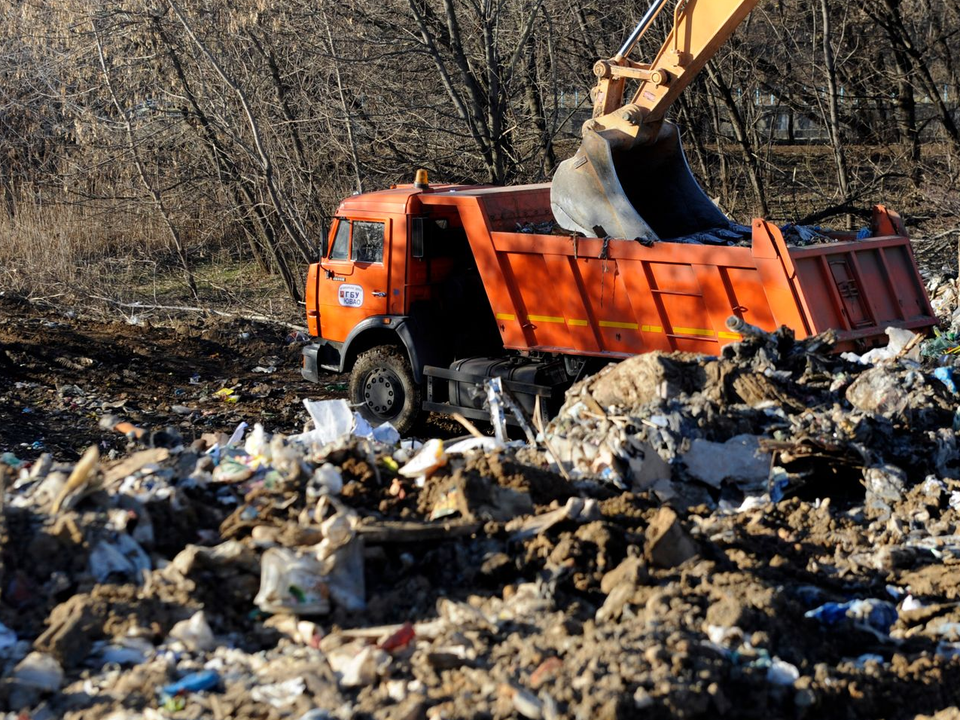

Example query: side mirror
[320,226,330,260]
[411,218,425,259]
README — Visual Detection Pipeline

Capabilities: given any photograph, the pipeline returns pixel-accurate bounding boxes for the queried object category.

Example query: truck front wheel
[349,346,421,434]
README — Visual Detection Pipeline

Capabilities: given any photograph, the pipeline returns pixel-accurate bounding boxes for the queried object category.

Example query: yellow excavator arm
[592,0,761,141]
[551,0,762,240]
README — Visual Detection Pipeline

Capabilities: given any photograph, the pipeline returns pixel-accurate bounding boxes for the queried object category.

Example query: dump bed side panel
[456,187,803,355]
[487,231,796,355]
[752,218,936,347]
[457,188,792,356]
[454,189,934,357]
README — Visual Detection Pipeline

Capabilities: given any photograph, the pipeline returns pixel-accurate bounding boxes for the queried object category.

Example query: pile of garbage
[515,220,847,247]
[547,321,957,517]
[924,272,960,359]
[5,291,960,716]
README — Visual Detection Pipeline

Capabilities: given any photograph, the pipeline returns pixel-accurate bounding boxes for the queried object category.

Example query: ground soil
[3,254,960,718]
[0,295,457,463]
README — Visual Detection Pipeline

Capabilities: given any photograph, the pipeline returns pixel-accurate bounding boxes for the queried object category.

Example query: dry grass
[0,199,169,297]
[0,194,300,322]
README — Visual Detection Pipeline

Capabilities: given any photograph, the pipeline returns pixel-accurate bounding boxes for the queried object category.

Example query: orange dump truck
[302,179,935,432]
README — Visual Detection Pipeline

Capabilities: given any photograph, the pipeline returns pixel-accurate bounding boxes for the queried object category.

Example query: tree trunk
[706,62,769,217]
[819,0,851,216]
[890,44,922,186]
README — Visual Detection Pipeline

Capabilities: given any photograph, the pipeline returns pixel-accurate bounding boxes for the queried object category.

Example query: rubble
[644,507,698,569]
[515,219,850,248]
[6,284,960,718]
[546,319,955,510]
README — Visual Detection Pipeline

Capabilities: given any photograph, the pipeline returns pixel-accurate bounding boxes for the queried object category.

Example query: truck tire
[350,346,421,434]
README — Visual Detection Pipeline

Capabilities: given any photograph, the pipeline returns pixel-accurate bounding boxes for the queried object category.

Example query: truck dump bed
[423,185,935,356]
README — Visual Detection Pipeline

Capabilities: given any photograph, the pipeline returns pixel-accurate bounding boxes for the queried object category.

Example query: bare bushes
[0,196,192,302]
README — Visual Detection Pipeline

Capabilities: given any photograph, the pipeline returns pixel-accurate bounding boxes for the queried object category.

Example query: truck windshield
[329,219,350,260]
[328,218,384,263]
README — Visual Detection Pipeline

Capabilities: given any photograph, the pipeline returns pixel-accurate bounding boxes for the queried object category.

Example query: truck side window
[329,219,350,260]
[352,221,384,263]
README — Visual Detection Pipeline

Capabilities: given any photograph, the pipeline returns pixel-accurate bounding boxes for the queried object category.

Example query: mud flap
[551,121,728,240]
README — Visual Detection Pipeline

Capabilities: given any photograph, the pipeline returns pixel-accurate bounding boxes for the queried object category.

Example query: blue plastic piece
[856,227,871,240]
[852,653,885,668]
[161,670,220,696]
[0,453,22,468]
[933,367,958,394]
[805,599,898,634]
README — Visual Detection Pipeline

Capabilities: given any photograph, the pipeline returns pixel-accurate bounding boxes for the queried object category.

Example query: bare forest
[1,0,959,311]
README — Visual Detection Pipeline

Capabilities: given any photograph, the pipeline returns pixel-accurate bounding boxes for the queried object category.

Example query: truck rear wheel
[350,346,421,434]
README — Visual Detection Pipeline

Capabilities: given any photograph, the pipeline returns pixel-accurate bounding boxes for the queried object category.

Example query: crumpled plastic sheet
[804,599,899,635]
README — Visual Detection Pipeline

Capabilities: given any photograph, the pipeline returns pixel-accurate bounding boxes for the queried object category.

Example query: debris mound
[3,285,960,717]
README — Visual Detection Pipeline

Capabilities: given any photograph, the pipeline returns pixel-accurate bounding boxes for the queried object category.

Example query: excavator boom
[552,0,761,240]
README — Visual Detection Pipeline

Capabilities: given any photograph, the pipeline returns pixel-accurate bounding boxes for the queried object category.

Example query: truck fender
[340,316,428,383]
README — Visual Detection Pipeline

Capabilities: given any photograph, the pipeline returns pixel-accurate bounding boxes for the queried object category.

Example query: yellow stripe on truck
[673,326,715,337]
[511,315,736,340]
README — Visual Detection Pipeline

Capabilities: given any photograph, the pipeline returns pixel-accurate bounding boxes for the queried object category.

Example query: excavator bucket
[551,121,728,241]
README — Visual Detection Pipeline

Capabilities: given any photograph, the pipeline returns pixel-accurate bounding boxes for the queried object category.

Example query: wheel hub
[363,367,404,418]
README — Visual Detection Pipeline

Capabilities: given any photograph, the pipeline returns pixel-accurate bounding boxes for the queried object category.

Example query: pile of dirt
[3,266,960,719]
[0,351,957,719]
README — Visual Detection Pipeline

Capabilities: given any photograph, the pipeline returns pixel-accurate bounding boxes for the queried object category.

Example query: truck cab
[302,180,502,432]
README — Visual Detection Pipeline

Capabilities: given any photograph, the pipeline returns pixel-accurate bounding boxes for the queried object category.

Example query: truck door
[318,217,390,341]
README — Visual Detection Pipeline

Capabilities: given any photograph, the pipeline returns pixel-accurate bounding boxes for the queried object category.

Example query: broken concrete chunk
[600,556,649,595]
[168,610,216,652]
[625,439,672,492]
[863,464,907,504]
[588,352,710,408]
[681,434,770,490]
[645,507,698,568]
[863,464,907,519]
